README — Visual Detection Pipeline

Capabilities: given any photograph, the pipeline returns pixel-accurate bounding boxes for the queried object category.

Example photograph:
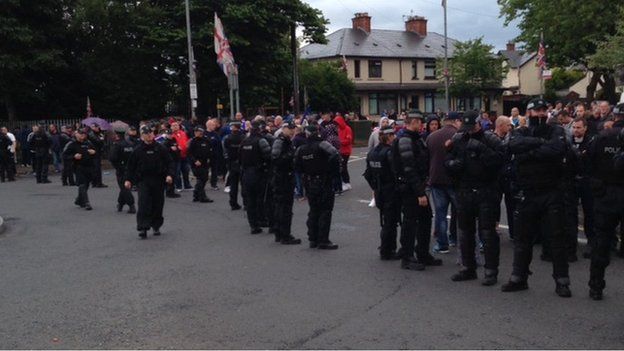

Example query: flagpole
[443,0,450,112]
[185,0,197,120]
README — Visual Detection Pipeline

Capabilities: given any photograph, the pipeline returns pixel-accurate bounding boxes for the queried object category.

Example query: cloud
[304,0,521,51]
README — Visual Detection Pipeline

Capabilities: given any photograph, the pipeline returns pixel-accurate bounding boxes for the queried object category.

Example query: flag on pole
[86,96,93,117]
[214,12,236,77]
[536,34,547,78]
[341,55,348,72]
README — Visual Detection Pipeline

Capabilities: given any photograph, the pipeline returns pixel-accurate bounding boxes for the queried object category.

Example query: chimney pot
[352,12,372,33]
[506,42,515,51]
[405,15,427,36]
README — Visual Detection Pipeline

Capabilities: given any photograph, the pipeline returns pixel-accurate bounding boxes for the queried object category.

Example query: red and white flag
[214,12,236,77]
[86,96,93,117]
[536,37,547,69]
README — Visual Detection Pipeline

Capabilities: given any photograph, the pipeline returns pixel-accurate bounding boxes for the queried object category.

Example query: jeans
[294,171,304,197]
[52,150,62,172]
[177,157,192,189]
[430,185,457,249]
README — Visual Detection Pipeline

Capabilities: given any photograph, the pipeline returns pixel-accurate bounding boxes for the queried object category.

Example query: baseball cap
[140,126,153,134]
[527,98,548,110]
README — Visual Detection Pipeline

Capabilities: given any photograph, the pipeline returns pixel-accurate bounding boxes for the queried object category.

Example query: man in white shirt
[1,126,16,181]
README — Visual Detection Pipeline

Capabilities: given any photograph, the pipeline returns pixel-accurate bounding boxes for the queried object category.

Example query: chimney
[352,12,371,33]
[405,15,427,36]
[506,42,515,51]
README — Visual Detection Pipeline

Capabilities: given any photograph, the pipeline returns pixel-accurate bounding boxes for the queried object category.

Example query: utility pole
[443,0,450,112]
[185,0,197,120]
[291,23,300,115]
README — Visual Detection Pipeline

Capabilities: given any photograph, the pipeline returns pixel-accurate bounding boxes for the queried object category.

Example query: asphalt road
[1,148,623,349]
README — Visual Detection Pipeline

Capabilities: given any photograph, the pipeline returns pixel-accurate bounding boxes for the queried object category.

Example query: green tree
[589,7,624,77]
[498,0,621,102]
[440,38,507,99]
[0,0,70,120]
[299,60,358,112]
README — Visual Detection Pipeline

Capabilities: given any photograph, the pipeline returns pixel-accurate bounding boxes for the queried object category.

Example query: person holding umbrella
[124,126,175,239]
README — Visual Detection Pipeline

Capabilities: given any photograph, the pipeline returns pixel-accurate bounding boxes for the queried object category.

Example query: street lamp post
[185,0,197,120]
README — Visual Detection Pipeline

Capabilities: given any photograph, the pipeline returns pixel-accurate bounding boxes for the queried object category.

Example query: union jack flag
[214,12,236,77]
[536,37,546,69]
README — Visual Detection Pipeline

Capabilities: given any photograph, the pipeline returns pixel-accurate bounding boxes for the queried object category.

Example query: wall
[518,61,543,96]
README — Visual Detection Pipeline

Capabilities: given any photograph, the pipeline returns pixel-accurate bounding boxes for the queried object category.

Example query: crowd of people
[365,98,624,301]
[2,98,624,301]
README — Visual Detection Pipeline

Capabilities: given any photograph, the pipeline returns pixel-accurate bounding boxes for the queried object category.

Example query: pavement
[0,148,623,349]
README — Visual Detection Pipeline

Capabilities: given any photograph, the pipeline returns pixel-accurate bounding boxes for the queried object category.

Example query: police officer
[260,121,276,231]
[162,129,182,199]
[88,123,108,188]
[0,128,13,182]
[222,121,244,210]
[445,111,504,285]
[62,128,97,210]
[240,121,271,234]
[585,103,624,300]
[294,124,340,250]
[109,126,139,213]
[28,124,52,184]
[271,121,302,245]
[59,126,75,186]
[364,126,401,260]
[187,127,214,203]
[392,112,442,270]
[502,98,571,297]
[124,126,174,239]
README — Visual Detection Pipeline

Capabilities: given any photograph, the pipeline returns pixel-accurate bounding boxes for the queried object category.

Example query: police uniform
[0,131,13,182]
[187,127,214,203]
[240,122,271,234]
[364,127,401,260]
[62,129,97,210]
[109,127,139,213]
[585,103,624,300]
[271,122,301,245]
[125,126,175,238]
[502,98,571,297]
[261,126,276,231]
[59,130,75,186]
[222,122,244,210]
[445,111,504,285]
[28,127,52,183]
[392,113,439,270]
[294,124,340,249]
[88,124,107,187]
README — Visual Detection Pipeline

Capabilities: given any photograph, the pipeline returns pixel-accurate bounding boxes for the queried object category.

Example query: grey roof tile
[301,28,458,59]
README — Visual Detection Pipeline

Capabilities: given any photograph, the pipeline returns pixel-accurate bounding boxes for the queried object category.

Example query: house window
[411,60,418,80]
[409,95,419,110]
[424,59,436,79]
[368,60,382,78]
[354,60,361,78]
[425,92,435,113]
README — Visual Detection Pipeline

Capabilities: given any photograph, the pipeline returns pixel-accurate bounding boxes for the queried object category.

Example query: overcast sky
[304,0,521,51]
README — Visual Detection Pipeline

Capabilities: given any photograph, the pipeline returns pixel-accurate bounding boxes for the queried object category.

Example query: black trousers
[512,188,569,282]
[242,167,266,229]
[75,167,93,206]
[136,179,165,231]
[0,153,9,181]
[263,180,274,228]
[210,159,219,188]
[273,176,295,239]
[192,166,209,201]
[116,170,134,206]
[398,188,432,261]
[576,178,595,242]
[33,153,49,182]
[457,187,500,273]
[378,194,401,257]
[92,155,103,186]
[589,184,624,291]
[340,154,350,184]
[7,153,16,180]
[62,158,75,185]
[229,168,241,207]
[305,176,335,244]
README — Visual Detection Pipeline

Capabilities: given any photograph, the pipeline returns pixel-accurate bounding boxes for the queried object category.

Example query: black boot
[251,228,262,234]
[418,255,443,266]
[401,257,425,271]
[482,269,498,286]
[231,204,242,211]
[556,283,572,298]
[281,236,302,245]
[117,203,123,212]
[318,241,339,250]
[84,203,93,211]
[153,229,161,236]
[501,280,529,292]
[138,230,147,239]
[451,269,477,282]
[589,288,603,301]
[127,205,136,214]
